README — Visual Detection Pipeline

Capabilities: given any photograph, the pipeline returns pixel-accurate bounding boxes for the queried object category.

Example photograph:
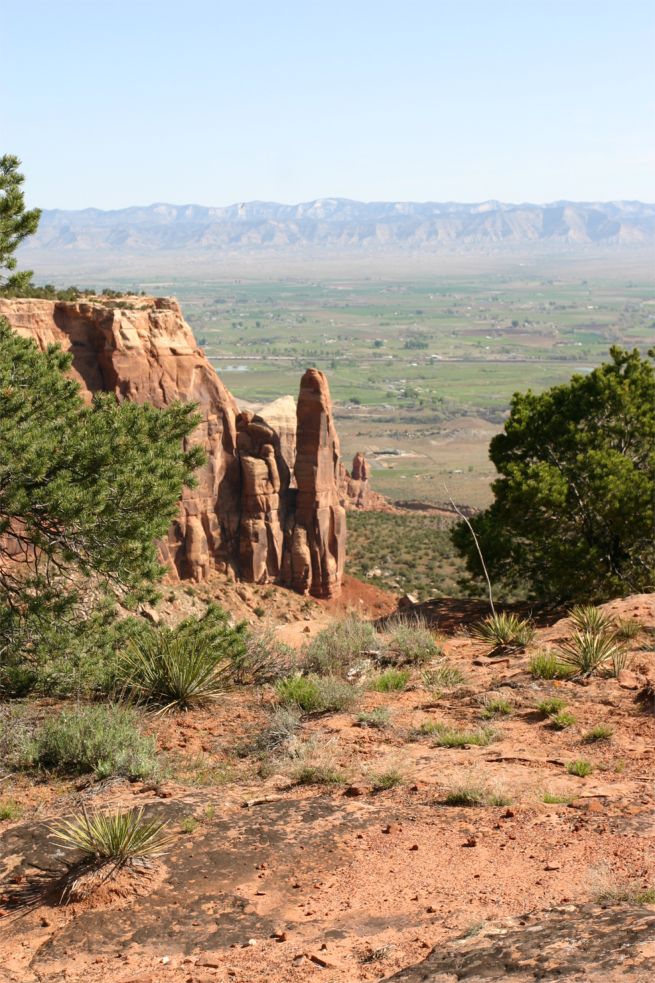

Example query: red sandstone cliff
[0,297,346,597]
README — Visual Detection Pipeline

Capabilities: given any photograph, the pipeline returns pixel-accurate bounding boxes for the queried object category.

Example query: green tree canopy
[0,155,41,293]
[0,318,204,652]
[453,347,655,602]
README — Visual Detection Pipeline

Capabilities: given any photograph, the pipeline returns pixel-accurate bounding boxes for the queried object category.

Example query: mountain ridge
[22,198,655,253]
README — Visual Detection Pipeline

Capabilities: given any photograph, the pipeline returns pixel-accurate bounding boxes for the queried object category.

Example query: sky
[3,0,654,210]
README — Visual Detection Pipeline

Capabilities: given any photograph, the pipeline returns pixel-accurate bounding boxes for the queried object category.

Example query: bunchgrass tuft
[481,696,513,719]
[369,668,411,692]
[543,791,574,804]
[549,710,577,730]
[291,764,347,786]
[422,662,466,690]
[567,759,593,777]
[444,783,511,807]
[613,618,642,643]
[583,724,614,743]
[529,652,573,680]
[419,722,497,747]
[536,697,568,716]
[369,768,404,791]
[0,799,22,821]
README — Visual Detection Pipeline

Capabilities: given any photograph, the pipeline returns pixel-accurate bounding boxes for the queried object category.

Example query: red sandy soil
[0,594,653,982]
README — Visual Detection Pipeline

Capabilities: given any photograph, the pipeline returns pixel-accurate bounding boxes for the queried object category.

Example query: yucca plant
[49,806,176,902]
[568,605,615,636]
[471,612,535,652]
[120,632,230,712]
[51,806,174,863]
[558,630,626,678]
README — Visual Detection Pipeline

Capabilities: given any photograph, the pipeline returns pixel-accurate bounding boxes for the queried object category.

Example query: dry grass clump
[418,721,497,747]
[356,708,391,729]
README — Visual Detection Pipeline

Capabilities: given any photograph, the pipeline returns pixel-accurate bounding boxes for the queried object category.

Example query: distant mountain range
[22,199,655,255]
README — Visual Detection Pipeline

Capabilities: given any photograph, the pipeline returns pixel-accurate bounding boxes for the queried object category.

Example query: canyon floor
[1,585,654,983]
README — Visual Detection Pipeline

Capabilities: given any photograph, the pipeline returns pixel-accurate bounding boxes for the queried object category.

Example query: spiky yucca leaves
[558,630,627,677]
[119,606,244,712]
[471,612,535,652]
[49,806,176,902]
[51,807,174,863]
[568,605,615,635]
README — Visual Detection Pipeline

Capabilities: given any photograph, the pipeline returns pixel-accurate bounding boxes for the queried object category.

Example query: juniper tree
[453,347,655,602]
[0,155,41,293]
[0,319,204,655]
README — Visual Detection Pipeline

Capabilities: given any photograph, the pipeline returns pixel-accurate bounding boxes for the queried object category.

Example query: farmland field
[41,251,653,510]
[88,262,653,511]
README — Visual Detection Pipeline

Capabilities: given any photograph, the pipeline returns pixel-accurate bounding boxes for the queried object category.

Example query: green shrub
[356,708,391,729]
[382,616,442,666]
[471,612,535,650]
[118,605,244,712]
[369,668,411,692]
[7,705,157,780]
[275,674,359,713]
[529,652,572,679]
[422,662,465,690]
[302,614,378,676]
[567,759,593,777]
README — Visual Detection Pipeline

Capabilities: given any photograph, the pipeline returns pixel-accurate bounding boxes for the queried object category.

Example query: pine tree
[0,154,41,293]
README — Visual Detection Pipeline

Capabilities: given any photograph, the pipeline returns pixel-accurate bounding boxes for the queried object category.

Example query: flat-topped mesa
[282,369,346,598]
[0,296,346,596]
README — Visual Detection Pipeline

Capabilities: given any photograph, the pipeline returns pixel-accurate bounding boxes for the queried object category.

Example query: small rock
[544,862,561,871]
[618,669,641,690]
[409,843,419,851]
[196,954,222,968]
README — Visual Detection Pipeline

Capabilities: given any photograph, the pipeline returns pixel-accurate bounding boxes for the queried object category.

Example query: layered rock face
[0,297,345,596]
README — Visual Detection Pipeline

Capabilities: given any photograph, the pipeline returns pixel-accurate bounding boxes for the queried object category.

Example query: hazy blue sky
[4,0,654,209]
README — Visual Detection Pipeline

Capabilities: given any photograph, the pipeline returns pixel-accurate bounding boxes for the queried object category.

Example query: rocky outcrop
[340,452,392,511]
[0,297,344,596]
[282,370,346,598]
